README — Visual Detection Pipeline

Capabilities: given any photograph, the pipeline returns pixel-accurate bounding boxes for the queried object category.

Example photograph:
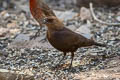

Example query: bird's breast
[47,31,77,52]
[47,31,63,50]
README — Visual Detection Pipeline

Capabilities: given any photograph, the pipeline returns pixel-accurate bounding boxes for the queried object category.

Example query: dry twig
[90,3,120,26]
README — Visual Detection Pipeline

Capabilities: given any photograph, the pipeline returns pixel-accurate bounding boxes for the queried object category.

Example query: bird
[42,16,106,68]
[29,0,56,39]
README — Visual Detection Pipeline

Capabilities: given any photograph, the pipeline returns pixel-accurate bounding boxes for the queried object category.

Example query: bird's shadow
[50,63,102,73]
[49,55,108,73]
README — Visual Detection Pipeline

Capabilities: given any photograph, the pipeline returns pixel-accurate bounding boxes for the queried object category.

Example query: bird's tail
[94,42,106,47]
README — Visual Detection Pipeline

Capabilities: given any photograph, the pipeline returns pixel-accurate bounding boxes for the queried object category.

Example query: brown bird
[42,16,106,68]
[29,0,56,39]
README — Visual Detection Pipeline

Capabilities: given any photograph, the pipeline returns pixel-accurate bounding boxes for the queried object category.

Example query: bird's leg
[58,52,66,64]
[54,52,66,68]
[69,52,74,68]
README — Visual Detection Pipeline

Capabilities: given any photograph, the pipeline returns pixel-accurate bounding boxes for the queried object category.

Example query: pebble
[14,34,30,42]
[116,16,120,21]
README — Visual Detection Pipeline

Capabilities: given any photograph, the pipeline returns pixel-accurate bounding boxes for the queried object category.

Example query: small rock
[116,16,120,22]
[0,69,12,72]
[0,71,35,80]
[54,10,77,21]
[22,69,34,76]
[76,20,93,39]
[66,25,77,31]
[9,29,20,35]
[14,34,30,42]
[72,60,81,67]
[8,34,30,48]
[7,21,18,28]
[19,13,27,21]
[0,50,8,57]
[0,28,9,37]
[0,10,10,19]
[80,7,92,21]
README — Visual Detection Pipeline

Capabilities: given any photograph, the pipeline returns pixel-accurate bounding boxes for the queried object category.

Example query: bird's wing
[63,28,94,47]
[55,28,88,47]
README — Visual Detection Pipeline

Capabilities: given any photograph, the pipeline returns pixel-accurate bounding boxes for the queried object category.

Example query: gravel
[0,0,120,80]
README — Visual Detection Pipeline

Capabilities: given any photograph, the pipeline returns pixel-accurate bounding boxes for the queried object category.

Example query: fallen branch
[90,3,120,26]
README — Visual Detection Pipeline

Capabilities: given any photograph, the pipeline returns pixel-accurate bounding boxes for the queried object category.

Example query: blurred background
[0,0,77,12]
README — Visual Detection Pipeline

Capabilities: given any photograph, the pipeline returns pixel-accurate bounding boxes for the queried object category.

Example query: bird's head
[42,16,59,24]
[42,16,64,30]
